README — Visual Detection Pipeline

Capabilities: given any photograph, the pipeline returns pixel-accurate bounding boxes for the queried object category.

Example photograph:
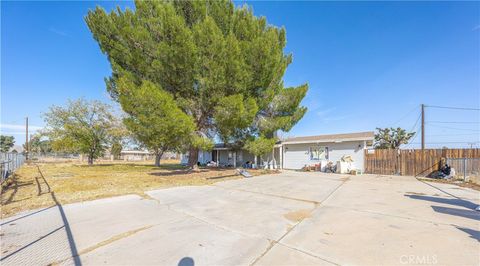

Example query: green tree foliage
[27,133,53,154]
[118,79,196,166]
[374,127,415,149]
[86,0,307,166]
[0,135,15,152]
[214,94,258,148]
[43,99,119,165]
[110,141,123,160]
[244,135,276,165]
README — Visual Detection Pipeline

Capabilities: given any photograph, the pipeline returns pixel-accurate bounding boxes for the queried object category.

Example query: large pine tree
[86,0,308,167]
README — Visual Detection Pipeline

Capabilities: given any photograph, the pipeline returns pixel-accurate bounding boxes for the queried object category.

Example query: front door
[212,150,217,162]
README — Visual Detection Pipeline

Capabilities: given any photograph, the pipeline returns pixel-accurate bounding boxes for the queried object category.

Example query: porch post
[280,145,283,170]
[271,149,275,169]
[233,151,237,168]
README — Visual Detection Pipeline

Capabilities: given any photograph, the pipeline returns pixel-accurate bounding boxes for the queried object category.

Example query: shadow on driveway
[405,194,478,210]
[405,192,480,243]
[0,164,81,266]
[456,227,480,242]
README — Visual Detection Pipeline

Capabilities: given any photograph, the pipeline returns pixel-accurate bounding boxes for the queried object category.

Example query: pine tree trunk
[188,147,199,169]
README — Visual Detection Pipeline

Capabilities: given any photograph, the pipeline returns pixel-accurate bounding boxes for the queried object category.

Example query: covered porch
[209,144,283,169]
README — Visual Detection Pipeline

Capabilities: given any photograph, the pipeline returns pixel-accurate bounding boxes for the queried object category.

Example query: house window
[310,146,328,160]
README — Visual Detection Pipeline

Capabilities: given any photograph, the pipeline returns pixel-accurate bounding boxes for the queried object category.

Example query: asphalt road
[1,171,479,265]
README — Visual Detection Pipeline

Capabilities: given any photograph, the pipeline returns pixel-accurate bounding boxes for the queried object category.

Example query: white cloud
[0,124,43,131]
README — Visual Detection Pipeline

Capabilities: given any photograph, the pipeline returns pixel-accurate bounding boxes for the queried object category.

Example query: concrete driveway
[1,171,479,265]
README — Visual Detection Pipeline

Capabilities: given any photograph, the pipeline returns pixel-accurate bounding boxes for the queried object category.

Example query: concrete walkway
[1,171,479,265]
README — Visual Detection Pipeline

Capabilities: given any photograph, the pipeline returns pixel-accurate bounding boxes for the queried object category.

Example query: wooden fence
[364,149,480,176]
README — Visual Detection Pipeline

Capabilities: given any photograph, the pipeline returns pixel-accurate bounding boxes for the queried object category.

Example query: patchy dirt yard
[0,161,275,218]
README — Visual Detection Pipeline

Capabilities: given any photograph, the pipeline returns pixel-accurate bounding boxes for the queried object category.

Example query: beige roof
[282,131,374,144]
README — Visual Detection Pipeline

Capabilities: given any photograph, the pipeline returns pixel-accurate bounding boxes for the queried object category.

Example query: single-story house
[181,131,374,172]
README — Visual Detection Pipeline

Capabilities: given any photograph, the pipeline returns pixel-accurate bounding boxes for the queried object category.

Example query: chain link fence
[1,152,26,184]
[446,157,480,184]
[29,152,80,162]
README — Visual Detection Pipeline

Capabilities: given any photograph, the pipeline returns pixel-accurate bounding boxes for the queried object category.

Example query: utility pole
[421,104,425,150]
[25,117,29,160]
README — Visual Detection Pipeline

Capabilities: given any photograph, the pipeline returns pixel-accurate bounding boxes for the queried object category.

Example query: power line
[428,124,480,132]
[392,105,419,126]
[410,141,480,144]
[427,121,479,124]
[409,113,422,133]
[404,114,422,148]
[426,133,479,137]
[425,105,480,111]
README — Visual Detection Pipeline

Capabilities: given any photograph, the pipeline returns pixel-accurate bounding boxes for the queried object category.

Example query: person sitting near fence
[441,164,451,176]
[243,161,251,169]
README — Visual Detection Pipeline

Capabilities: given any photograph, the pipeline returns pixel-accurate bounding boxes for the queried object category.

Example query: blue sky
[2,1,479,148]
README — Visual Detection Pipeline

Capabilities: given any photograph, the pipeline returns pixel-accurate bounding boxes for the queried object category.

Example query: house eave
[281,137,374,145]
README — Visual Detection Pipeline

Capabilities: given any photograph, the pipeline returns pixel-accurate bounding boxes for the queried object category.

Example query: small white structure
[121,150,152,161]
[182,131,374,172]
[281,132,374,172]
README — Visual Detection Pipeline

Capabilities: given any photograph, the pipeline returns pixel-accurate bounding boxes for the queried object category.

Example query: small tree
[118,79,196,167]
[44,99,119,165]
[0,135,15,152]
[110,141,122,160]
[244,135,276,167]
[109,118,128,160]
[374,127,415,149]
[28,133,53,154]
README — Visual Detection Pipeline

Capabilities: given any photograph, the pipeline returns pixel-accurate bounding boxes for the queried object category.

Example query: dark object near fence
[364,148,480,177]
[427,164,452,179]
[1,152,26,184]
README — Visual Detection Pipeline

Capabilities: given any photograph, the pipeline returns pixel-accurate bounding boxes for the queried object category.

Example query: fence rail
[364,148,480,177]
[1,152,26,184]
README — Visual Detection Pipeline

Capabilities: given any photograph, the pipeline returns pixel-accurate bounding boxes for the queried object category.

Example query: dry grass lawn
[1,160,276,218]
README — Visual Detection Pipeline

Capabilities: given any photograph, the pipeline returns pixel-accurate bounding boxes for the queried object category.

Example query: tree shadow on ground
[405,193,480,242]
[456,227,480,242]
[430,205,480,221]
[405,194,478,210]
[77,163,187,171]
[148,169,210,177]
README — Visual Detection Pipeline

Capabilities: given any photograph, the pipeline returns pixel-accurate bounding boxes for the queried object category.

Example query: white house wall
[283,141,366,171]
[198,150,212,164]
